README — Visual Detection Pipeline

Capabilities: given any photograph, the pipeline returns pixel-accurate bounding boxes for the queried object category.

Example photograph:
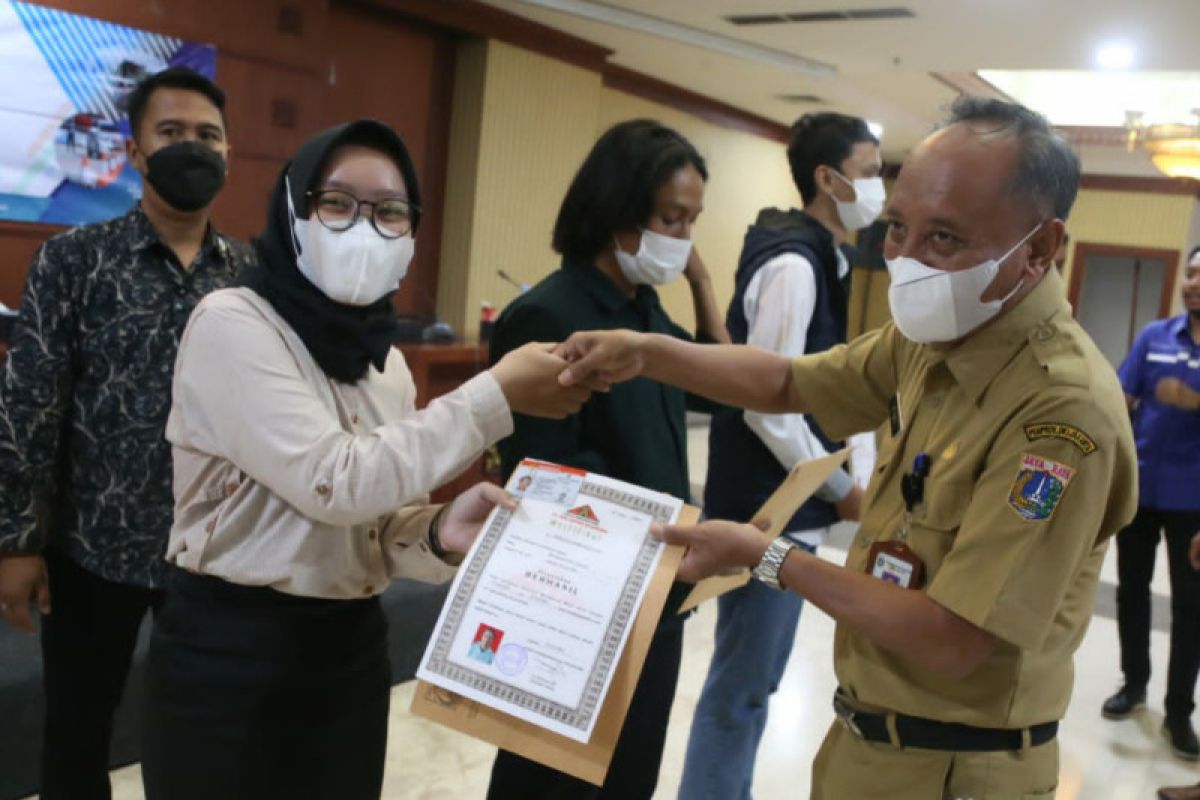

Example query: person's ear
[813,164,835,197]
[125,136,146,173]
[1026,220,1063,275]
[814,164,850,203]
[613,229,640,254]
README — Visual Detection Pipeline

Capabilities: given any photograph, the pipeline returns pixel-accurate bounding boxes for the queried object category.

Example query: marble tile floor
[91,541,1197,800]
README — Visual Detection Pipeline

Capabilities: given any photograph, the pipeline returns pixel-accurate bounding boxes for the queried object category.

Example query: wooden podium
[395,342,498,502]
[395,342,490,408]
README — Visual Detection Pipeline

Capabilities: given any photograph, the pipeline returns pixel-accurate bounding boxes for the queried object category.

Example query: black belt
[832,693,1057,752]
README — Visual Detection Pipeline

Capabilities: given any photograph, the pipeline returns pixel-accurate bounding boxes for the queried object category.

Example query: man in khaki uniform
[555,97,1137,798]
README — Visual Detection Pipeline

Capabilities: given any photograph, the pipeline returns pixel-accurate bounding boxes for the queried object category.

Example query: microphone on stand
[497,269,530,294]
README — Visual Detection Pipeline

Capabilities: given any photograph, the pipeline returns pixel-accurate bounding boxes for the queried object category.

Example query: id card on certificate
[416,459,683,743]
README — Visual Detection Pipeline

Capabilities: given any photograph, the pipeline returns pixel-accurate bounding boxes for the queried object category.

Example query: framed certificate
[412,460,697,784]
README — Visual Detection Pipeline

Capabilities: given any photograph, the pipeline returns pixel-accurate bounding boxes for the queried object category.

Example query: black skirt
[141,567,392,800]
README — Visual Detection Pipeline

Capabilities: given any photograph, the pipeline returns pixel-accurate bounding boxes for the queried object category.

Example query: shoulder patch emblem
[1023,422,1096,455]
[1008,453,1075,522]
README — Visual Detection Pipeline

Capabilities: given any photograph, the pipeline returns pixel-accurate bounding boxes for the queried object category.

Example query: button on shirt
[791,268,1137,728]
[0,207,251,587]
[1117,314,1200,511]
[165,288,513,599]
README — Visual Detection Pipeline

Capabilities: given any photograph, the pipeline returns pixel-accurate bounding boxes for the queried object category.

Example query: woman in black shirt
[486,119,729,800]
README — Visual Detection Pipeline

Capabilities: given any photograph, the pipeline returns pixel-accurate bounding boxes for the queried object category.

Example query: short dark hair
[127,67,226,141]
[1188,244,1200,261]
[552,119,707,263]
[942,96,1080,221]
[787,113,878,204]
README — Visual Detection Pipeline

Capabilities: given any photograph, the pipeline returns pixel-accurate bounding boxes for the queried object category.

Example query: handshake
[489,330,644,419]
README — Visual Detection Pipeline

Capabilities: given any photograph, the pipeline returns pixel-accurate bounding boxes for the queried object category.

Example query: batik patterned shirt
[0,206,254,587]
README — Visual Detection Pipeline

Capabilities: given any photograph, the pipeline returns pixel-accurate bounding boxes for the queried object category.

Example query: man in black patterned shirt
[0,68,253,799]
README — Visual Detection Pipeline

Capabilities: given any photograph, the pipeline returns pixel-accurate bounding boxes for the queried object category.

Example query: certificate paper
[416,460,683,743]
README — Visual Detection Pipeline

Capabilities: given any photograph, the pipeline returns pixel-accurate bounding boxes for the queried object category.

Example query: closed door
[1069,243,1179,368]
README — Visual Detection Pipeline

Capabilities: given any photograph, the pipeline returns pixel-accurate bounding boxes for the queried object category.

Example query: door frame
[1067,241,1180,322]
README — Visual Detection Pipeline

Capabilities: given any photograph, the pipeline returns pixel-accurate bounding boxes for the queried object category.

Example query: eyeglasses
[306,189,418,239]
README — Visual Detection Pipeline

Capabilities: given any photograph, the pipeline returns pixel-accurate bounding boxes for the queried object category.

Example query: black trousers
[1115,506,1200,718]
[39,547,164,800]
[487,613,686,800]
[141,568,392,800]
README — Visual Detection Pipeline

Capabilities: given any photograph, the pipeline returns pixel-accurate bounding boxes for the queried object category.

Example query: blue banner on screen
[0,1,216,226]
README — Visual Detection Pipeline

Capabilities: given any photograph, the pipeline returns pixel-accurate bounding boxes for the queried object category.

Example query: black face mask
[143,141,226,212]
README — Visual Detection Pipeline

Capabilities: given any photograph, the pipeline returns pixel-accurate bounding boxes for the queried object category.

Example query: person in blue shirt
[1102,245,1200,761]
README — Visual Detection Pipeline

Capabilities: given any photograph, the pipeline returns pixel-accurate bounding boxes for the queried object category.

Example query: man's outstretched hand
[651,519,771,583]
[554,330,645,389]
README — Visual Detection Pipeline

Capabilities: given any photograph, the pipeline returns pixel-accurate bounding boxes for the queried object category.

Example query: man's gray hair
[943,96,1081,221]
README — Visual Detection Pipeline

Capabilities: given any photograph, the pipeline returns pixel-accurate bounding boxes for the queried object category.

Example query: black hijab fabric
[239,120,422,383]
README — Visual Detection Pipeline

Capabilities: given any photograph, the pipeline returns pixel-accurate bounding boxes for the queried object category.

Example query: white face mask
[614,229,692,286]
[831,171,886,231]
[886,224,1040,344]
[287,177,415,306]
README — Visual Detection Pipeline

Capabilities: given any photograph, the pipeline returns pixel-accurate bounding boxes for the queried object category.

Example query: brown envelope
[410,503,700,786]
[677,448,849,613]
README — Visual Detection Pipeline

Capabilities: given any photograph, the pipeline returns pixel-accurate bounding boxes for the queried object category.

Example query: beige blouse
[164,288,513,599]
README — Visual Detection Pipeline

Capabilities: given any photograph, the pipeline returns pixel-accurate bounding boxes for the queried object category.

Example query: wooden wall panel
[435,40,603,334]
[1064,188,1198,315]
[217,56,321,164]
[319,5,457,317]
[207,156,284,245]
[0,223,55,307]
[204,52,323,243]
[0,0,455,318]
[25,0,325,76]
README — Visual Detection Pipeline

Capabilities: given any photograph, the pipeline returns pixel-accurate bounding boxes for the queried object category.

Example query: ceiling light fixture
[1096,43,1134,70]
[1126,110,1200,180]
[867,121,885,140]
[512,0,836,77]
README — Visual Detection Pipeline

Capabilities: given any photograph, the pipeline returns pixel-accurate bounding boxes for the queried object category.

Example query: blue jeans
[677,542,816,800]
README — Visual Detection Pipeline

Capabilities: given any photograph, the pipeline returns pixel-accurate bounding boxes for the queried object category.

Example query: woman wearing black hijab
[139,120,587,799]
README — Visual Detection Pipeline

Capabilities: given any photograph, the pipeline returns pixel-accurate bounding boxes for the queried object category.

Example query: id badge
[867,539,925,589]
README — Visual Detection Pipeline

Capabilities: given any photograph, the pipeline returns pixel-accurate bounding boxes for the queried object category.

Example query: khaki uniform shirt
[792,268,1137,728]
[165,288,513,599]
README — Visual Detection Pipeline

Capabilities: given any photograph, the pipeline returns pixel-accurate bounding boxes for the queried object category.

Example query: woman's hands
[435,482,519,555]
[491,342,612,418]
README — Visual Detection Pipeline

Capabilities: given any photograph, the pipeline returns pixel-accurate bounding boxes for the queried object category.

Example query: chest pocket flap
[913,477,973,532]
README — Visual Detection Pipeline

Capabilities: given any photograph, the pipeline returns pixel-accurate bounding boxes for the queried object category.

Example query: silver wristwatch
[752,536,799,591]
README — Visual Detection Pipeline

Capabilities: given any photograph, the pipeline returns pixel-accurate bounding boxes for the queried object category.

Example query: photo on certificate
[467,624,503,665]
[416,460,683,743]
